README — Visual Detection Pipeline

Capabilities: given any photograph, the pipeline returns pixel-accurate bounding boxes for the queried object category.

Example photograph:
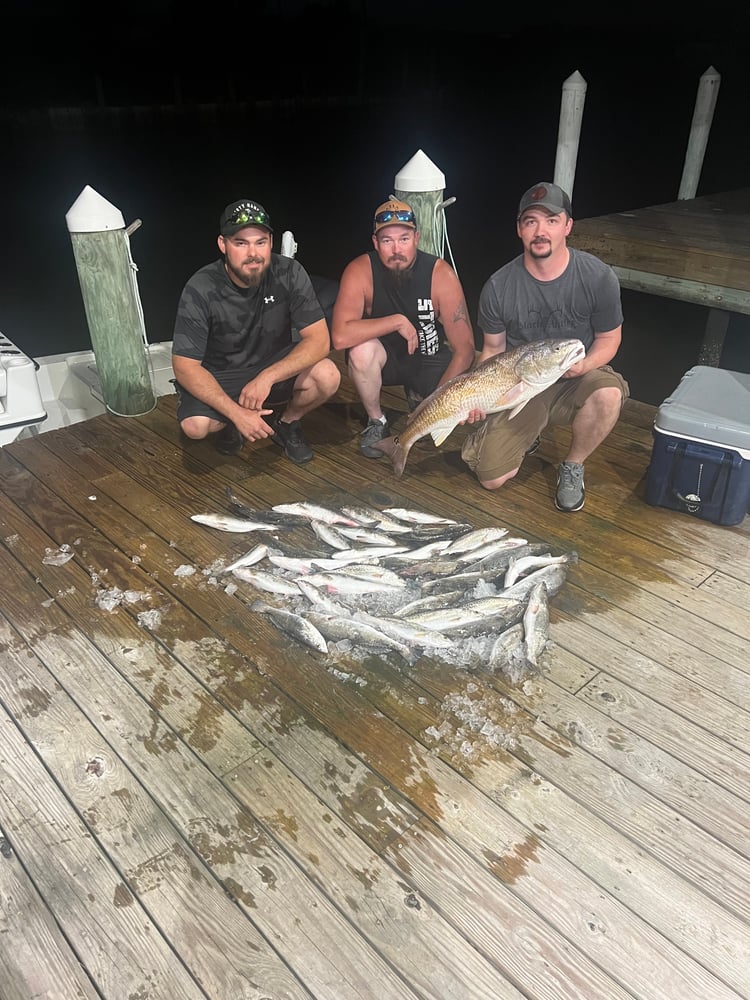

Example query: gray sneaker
[360,417,389,458]
[555,461,585,512]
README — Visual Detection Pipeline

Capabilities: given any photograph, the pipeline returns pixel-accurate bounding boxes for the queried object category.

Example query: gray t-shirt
[478,248,623,351]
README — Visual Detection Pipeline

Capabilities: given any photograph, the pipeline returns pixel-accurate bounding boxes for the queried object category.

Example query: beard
[226,256,269,288]
[383,257,415,289]
[529,240,552,259]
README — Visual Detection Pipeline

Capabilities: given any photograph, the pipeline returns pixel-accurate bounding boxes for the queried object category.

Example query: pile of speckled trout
[190,489,578,680]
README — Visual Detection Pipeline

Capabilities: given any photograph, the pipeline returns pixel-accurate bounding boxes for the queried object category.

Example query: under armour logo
[264,295,275,304]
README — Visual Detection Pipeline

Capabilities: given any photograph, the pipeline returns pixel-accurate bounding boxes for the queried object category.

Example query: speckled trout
[375,338,585,477]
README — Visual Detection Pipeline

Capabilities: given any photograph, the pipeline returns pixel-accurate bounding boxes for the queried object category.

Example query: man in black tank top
[331,198,475,458]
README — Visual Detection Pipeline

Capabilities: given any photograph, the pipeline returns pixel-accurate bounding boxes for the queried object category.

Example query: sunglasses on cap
[229,208,271,227]
[374,209,416,225]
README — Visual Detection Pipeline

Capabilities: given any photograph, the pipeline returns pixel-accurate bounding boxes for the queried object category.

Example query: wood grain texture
[568,188,750,325]
[0,373,748,1000]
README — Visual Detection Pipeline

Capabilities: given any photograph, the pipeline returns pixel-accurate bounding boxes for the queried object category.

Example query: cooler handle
[667,441,733,515]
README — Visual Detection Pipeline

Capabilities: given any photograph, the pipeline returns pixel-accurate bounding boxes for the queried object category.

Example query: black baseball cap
[219,200,274,236]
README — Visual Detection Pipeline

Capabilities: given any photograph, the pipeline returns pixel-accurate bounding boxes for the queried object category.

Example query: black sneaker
[405,387,422,413]
[271,418,313,464]
[215,422,243,455]
[525,436,541,456]
[360,417,389,458]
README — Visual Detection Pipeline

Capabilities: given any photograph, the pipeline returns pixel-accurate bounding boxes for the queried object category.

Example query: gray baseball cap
[517,182,572,218]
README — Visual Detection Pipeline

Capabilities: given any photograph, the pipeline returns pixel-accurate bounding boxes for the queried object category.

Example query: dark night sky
[2,1,749,396]
[4,2,748,110]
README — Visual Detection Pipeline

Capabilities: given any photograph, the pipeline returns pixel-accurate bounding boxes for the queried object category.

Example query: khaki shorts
[460,365,630,481]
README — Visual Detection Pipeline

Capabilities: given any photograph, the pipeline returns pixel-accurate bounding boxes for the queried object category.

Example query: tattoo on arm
[452,299,469,325]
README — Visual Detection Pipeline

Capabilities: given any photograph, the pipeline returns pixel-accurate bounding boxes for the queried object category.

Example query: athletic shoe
[215,422,243,455]
[270,418,313,464]
[360,417,389,458]
[555,461,585,512]
[405,387,422,413]
[525,436,541,455]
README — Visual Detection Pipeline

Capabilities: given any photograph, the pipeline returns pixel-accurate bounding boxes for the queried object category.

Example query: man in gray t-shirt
[461,181,629,512]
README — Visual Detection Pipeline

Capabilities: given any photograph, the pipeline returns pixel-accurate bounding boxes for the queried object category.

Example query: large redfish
[376,338,585,477]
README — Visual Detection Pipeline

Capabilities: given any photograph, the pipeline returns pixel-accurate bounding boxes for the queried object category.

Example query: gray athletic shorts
[460,365,630,481]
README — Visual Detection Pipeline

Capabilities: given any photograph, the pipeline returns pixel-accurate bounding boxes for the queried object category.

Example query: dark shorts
[347,331,453,399]
[175,370,296,422]
[460,365,630,481]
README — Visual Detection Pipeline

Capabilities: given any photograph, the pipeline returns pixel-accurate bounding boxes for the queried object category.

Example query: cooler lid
[655,366,750,451]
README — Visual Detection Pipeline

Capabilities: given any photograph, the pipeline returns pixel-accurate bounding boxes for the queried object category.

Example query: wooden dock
[568,187,750,365]
[1,362,749,1000]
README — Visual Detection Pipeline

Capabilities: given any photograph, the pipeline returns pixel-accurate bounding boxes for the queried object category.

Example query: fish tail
[375,435,409,477]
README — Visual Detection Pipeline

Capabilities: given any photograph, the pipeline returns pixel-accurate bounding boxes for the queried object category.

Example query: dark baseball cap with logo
[220,199,274,236]
[517,182,572,219]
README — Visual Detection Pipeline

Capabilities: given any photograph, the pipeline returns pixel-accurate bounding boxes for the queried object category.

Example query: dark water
[3,37,749,407]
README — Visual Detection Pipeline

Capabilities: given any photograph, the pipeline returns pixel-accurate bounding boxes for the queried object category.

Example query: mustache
[244,257,265,264]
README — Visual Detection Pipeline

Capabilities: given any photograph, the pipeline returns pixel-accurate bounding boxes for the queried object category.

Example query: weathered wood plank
[345,654,750,999]
[0,697,207,1000]
[0,809,101,1000]
[553,587,750,717]
[20,438,736,1000]
[553,608,748,753]
[569,230,750,291]
[574,672,750,813]
[0,571,424,998]
[228,749,530,1000]
[0,613,310,1000]
[698,569,750,611]
[1,375,748,1000]
[569,188,750,295]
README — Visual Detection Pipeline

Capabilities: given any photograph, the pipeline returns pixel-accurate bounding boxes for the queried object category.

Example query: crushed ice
[42,544,75,566]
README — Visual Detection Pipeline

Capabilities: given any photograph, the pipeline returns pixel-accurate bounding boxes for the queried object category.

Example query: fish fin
[430,425,457,447]
[507,399,530,419]
[493,381,526,406]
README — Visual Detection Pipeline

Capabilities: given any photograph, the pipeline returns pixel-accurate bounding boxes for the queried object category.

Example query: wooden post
[678,66,721,200]
[394,149,447,256]
[697,308,730,367]
[554,71,587,203]
[66,187,156,417]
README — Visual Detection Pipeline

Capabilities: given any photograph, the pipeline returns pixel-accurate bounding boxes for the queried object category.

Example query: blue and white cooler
[645,365,750,526]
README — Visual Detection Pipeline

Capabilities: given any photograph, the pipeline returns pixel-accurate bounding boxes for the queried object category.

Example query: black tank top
[368,249,446,356]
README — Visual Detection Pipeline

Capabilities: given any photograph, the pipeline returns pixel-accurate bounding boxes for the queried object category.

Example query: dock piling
[678,66,721,200]
[394,149,448,257]
[66,186,156,418]
[554,71,587,203]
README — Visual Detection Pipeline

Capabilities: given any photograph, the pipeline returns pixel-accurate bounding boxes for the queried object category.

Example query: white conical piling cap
[65,185,126,233]
[394,149,446,193]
